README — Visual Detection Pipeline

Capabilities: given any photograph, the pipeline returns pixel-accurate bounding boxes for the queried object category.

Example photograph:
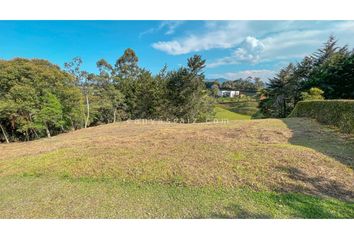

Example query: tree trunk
[70,118,75,131]
[84,94,90,128]
[0,124,10,144]
[45,126,51,138]
[113,109,117,123]
[32,128,39,139]
[25,129,29,141]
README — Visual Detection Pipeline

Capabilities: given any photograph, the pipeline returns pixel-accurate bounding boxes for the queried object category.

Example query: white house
[217,90,240,98]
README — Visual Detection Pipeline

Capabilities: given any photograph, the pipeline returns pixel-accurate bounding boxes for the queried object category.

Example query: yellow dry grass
[1,118,353,201]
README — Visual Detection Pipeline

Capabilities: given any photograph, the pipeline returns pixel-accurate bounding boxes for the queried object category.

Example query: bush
[251,110,266,119]
[301,87,325,100]
[289,100,354,133]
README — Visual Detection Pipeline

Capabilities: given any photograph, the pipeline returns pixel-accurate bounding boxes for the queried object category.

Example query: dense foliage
[260,36,354,118]
[289,100,354,133]
[206,77,265,96]
[0,50,214,143]
[0,58,84,142]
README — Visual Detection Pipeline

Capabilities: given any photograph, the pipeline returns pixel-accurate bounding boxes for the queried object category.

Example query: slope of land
[0,118,353,218]
[214,106,251,120]
[217,100,259,116]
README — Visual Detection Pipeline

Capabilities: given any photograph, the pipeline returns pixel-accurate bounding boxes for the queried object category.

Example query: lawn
[0,118,353,218]
[217,100,259,116]
[214,106,251,120]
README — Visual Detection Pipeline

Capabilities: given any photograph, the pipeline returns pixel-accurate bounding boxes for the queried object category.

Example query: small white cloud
[207,56,239,68]
[234,36,265,63]
[152,40,188,55]
[207,36,265,68]
[160,21,184,35]
[152,21,249,55]
[140,21,184,38]
[209,69,276,81]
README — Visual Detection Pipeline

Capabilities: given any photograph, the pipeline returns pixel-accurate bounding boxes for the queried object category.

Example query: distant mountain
[205,77,229,83]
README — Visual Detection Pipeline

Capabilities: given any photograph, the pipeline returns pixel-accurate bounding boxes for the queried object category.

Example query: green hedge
[289,100,354,133]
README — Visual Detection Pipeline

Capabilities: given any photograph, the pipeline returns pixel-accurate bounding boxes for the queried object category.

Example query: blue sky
[1,20,354,81]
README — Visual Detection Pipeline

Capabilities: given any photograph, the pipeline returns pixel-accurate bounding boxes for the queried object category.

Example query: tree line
[0,49,214,143]
[205,77,265,96]
[259,36,354,118]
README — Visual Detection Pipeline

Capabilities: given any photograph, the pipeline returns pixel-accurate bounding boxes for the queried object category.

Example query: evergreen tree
[166,55,214,121]
[259,35,354,118]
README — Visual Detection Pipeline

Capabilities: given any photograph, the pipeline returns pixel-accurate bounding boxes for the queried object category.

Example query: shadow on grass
[274,118,354,202]
[201,191,354,219]
[275,166,354,201]
[207,204,272,219]
[204,119,354,218]
[281,118,354,169]
[266,192,354,218]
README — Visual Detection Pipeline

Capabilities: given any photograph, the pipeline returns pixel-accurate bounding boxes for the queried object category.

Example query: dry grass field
[0,118,353,218]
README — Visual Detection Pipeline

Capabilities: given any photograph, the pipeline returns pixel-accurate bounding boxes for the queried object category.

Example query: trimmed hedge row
[289,100,354,133]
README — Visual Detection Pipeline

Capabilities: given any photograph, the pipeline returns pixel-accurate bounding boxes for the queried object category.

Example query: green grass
[0,176,352,218]
[214,106,251,120]
[289,100,354,133]
[0,118,353,218]
[218,101,259,116]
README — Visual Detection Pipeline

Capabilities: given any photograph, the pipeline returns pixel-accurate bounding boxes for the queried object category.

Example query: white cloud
[209,69,276,81]
[207,36,265,68]
[152,21,300,55]
[153,21,354,67]
[152,21,250,55]
[160,21,184,35]
[140,21,184,38]
[207,56,239,68]
[234,36,265,63]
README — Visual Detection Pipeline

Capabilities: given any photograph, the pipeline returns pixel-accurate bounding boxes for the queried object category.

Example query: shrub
[301,87,325,100]
[289,100,354,133]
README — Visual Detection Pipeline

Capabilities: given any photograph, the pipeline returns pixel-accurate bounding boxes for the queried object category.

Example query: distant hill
[205,77,229,83]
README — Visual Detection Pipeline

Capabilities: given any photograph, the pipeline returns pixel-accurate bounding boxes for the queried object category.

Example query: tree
[64,57,90,128]
[301,87,325,100]
[313,35,338,66]
[259,35,354,118]
[133,69,163,119]
[262,63,297,118]
[166,55,214,121]
[6,84,39,140]
[219,77,264,91]
[254,77,265,90]
[35,92,64,137]
[115,48,139,79]
[0,58,84,142]
[0,123,9,143]
[0,52,217,143]
[93,59,125,123]
[113,49,141,119]
[0,101,11,143]
[210,81,220,97]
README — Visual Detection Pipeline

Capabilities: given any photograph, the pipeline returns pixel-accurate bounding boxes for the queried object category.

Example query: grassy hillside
[214,106,251,120]
[0,118,353,218]
[218,101,259,116]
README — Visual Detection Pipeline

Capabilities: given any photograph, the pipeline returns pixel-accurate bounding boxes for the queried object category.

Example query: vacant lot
[0,118,353,218]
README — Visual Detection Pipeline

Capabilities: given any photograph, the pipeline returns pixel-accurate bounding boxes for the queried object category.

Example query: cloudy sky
[1,21,354,81]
